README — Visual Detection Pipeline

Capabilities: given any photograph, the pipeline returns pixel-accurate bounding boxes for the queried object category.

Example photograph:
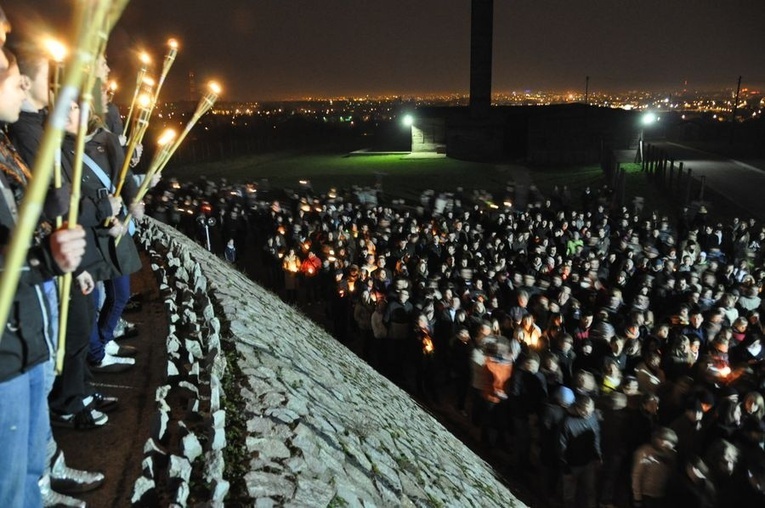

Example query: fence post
[669,159,675,190]
[659,150,667,187]
[619,167,626,208]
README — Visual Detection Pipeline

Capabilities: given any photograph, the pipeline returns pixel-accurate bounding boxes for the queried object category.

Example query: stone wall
[139,219,525,507]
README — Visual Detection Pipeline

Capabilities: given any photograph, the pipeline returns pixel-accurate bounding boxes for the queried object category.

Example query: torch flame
[45,39,67,63]
[142,76,156,87]
[168,38,179,50]
[139,52,151,65]
[108,80,118,92]
[157,128,176,146]
[208,81,222,95]
[138,93,151,108]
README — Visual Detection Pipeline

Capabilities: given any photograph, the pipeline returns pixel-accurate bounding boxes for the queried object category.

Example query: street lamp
[635,111,657,163]
[402,114,414,127]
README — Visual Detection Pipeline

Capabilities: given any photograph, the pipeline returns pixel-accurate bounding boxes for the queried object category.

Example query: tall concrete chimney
[469,0,494,119]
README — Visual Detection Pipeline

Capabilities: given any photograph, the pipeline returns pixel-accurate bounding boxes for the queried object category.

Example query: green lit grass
[166,152,515,201]
[166,151,736,219]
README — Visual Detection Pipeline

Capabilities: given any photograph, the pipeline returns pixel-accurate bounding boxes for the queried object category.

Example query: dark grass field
[164,150,735,221]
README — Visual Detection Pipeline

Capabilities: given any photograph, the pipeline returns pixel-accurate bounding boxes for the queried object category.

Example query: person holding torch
[0,44,87,507]
[8,38,107,504]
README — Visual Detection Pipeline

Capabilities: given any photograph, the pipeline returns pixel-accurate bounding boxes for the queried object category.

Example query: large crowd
[146,174,765,508]
[2,3,763,508]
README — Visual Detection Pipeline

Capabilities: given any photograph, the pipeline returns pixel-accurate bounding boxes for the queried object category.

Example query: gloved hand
[43,183,71,219]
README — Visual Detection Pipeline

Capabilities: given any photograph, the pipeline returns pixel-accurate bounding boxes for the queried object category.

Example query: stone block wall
[137,219,525,507]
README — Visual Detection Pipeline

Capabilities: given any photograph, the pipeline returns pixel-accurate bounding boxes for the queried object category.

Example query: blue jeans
[89,275,130,362]
[0,363,47,507]
[42,280,59,463]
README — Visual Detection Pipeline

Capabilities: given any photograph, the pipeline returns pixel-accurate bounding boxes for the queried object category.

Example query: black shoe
[124,300,143,313]
[87,392,119,413]
[51,408,108,430]
[114,321,139,340]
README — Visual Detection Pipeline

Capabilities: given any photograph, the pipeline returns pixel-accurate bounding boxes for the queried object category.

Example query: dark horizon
[4,0,764,102]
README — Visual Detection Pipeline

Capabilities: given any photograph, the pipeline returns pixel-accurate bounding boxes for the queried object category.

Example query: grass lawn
[164,151,516,201]
[165,151,734,220]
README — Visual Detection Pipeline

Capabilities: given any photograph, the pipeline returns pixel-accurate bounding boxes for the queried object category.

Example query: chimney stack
[469,0,494,119]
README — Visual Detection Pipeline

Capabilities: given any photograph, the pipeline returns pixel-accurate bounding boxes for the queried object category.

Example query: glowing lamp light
[168,38,179,50]
[208,81,222,95]
[45,39,67,63]
[139,52,151,66]
[108,81,118,92]
[137,93,152,108]
[642,112,657,126]
[402,114,414,127]
[719,365,731,377]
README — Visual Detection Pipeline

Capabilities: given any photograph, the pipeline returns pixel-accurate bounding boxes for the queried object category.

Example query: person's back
[665,457,717,508]
[384,290,413,340]
[559,395,601,508]
[561,409,601,468]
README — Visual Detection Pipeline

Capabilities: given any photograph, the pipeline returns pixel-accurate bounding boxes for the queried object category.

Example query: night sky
[4,0,765,101]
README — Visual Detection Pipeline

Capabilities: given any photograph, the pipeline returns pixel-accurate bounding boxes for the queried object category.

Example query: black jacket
[0,139,58,381]
[60,128,141,280]
[8,109,45,168]
[559,412,602,468]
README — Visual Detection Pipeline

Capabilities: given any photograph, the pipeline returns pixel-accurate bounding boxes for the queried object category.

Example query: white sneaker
[104,340,138,357]
[40,474,86,508]
[50,450,105,494]
[91,352,135,373]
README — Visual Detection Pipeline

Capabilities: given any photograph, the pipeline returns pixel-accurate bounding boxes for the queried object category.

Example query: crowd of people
[146,171,765,508]
[7,2,764,508]
[0,6,156,507]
